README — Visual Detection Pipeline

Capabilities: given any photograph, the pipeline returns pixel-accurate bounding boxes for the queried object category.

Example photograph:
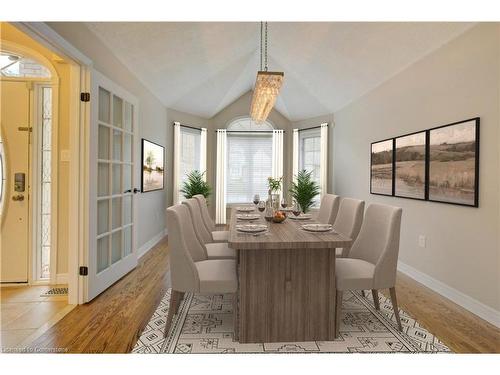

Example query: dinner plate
[302,223,334,232]
[289,214,312,220]
[236,206,255,212]
[236,214,260,220]
[236,224,267,233]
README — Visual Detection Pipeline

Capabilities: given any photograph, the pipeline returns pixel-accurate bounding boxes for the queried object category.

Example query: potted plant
[267,176,282,210]
[289,170,320,214]
[180,170,211,199]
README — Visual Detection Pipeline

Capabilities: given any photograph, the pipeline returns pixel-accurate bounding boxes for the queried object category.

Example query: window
[178,126,201,198]
[226,118,273,204]
[299,128,321,201]
[0,52,51,78]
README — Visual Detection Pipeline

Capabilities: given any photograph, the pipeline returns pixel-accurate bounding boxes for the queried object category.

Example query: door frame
[13,22,93,305]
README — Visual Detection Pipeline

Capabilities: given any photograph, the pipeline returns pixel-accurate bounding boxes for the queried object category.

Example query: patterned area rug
[133,289,451,353]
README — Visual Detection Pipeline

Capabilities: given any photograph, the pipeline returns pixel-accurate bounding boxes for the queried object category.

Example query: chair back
[317,194,340,224]
[349,203,402,289]
[332,198,365,256]
[183,198,213,245]
[193,194,215,232]
[166,205,203,292]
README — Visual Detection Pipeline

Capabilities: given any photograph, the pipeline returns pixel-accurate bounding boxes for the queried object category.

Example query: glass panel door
[88,70,138,301]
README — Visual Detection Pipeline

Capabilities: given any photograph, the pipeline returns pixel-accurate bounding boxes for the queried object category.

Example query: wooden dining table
[228,207,352,343]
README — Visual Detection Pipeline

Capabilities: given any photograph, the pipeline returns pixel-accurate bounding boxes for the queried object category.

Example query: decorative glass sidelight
[39,87,52,280]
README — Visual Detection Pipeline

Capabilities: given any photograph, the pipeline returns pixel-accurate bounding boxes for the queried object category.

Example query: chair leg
[361,290,366,298]
[174,292,185,314]
[233,292,239,341]
[371,289,380,310]
[389,287,403,331]
[335,290,343,339]
[164,290,182,338]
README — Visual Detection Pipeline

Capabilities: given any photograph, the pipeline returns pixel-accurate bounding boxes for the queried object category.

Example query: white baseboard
[137,229,167,259]
[397,261,500,328]
[55,273,68,284]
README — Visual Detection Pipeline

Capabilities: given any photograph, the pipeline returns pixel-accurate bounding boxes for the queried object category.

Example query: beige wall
[333,24,500,311]
[46,22,169,250]
[1,23,73,275]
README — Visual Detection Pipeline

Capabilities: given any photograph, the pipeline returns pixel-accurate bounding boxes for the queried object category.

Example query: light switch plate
[418,235,426,248]
[60,150,70,162]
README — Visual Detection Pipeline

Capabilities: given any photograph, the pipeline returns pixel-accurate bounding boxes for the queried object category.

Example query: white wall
[333,24,500,314]
[47,22,168,250]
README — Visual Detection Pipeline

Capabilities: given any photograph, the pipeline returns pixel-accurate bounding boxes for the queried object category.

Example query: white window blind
[178,126,201,200]
[226,132,272,204]
[299,127,321,203]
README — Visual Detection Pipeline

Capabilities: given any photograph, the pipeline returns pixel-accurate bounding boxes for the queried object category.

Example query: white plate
[302,224,334,232]
[289,214,312,220]
[236,206,255,212]
[236,214,260,220]
[236,224,268,233]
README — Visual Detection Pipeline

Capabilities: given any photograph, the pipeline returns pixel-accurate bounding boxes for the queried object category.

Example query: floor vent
[41,287,68,296]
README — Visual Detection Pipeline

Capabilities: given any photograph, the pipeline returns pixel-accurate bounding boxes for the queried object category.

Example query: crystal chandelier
[250,22,284,123]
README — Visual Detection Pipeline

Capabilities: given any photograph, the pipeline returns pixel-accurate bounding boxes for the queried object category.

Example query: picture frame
[370,138,394,196]
[394,131,426,200]
[141,139,165,193]
[427,118,480,207]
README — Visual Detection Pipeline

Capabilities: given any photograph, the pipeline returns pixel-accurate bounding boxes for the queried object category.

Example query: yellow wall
[0,22,71,275]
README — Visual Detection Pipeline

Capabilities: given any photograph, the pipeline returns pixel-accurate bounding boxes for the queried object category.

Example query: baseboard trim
[55,273,68,284]
[397,261,500,328]
[137,229,167,259]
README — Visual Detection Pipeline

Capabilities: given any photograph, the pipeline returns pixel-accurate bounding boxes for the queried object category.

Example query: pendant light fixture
[250,22,284,123]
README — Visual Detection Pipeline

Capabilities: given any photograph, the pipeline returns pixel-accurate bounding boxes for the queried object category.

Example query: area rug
[133,289,451,353]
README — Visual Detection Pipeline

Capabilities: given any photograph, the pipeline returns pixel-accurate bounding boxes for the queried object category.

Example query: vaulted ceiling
[86,22,474,121]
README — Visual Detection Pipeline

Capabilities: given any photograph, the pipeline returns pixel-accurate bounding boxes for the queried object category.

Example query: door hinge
[79,266,88,276]
[80,92,90,102]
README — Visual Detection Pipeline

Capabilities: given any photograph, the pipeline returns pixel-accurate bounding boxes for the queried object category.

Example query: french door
[87,70,139,301]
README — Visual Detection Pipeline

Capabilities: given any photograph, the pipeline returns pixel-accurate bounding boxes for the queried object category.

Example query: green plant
[289,170,320,214]
[180,170,211,199]
[267,176,283,193]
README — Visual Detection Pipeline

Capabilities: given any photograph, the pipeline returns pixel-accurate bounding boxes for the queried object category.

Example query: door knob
[12,194,25,201]
[133,188,140,194]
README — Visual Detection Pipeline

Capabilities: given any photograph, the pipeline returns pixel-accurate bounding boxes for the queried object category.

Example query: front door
[0,80,30,283]
[87,70,139,301]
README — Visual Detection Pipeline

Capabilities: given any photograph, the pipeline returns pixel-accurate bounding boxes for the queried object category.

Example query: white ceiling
[85,22,474,121]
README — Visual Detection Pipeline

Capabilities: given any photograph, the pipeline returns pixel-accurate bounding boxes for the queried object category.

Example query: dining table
[228,206,352,344]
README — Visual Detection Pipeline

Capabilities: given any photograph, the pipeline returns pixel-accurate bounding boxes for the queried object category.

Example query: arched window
[226,117,274,203]
[0,51,51,78]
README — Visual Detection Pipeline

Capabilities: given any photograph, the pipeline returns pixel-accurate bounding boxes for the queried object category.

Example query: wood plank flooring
[27,237,500,353]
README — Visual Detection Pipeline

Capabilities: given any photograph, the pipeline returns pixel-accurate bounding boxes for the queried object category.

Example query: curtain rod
[297,125,323,132]
[175,123,204,132]
[214,130,286,133]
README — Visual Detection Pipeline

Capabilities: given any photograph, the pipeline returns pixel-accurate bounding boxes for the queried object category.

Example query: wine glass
[292,200,301,217]
[253,194,260,206]
[281,197,288,209]
[257,200,266,213]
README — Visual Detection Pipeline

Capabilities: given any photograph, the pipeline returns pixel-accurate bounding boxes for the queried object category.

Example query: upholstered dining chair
[164,204,238,337]
[335,203,403,337]
[193,194,230,242]
[183,199,236,259]
[316,194,340,224]
[332,198,365,258]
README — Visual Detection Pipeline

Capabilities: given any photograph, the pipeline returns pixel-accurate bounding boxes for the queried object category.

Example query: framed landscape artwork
[141,139,165,192]
[394,131,426,200]
[428,118,479,207]
[370,139,394,196]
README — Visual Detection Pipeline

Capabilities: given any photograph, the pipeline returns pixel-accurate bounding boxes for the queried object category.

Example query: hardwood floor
[27,237,500,353]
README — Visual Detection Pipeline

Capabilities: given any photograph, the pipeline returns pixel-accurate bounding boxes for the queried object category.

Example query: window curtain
[271,129,284,194]
[200,127,207,181]
[320,123,328,197]
[215,129,227,224]
[292,129,299,183]
[172,122,181,204]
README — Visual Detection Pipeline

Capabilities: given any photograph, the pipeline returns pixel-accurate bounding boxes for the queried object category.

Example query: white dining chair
[164,204,238,337]
[335,203,403,337]
[183,199,236,259]
[316,194,340,224]
[333,198,365,258]
[193,194,230,242]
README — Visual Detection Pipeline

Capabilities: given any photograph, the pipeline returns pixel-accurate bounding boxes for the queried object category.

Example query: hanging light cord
[259,21,269,72]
